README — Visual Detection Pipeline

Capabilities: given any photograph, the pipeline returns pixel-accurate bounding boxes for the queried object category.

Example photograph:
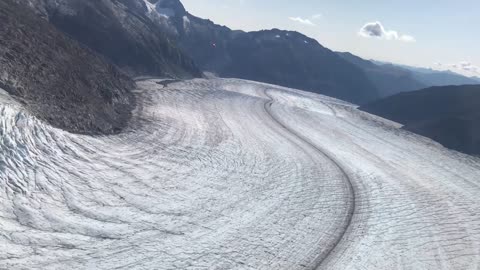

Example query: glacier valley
[1,78,479,269]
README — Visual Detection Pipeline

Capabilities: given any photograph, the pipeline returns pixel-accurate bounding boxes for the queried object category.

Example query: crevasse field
[1,79,479,270]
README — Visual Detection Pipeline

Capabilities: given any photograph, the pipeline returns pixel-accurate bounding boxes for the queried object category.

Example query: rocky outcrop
[14,0,201,78]
[0,0,135,134]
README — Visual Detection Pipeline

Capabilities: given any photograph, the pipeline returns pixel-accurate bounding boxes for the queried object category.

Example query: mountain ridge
[14,0,201,78]
[337,52,426,98]
[371,60,479,86]
[361,84,480,155]
[141,0,380,104]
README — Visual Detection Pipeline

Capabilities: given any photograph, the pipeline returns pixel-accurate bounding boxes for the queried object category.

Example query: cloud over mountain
[288,14,322,26]
[289,16,315,26]
[359,21,415,42]
[436,61,480,75]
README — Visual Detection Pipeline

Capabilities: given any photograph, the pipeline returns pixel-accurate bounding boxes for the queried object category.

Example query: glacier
[0,78,479,269]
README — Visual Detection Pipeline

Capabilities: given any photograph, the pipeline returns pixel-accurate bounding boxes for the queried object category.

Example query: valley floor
[0,78,479,269]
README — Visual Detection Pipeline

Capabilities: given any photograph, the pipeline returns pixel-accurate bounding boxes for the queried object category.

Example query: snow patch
[142,0,156,13]
[183,15,190,29]
[156,7,175,18]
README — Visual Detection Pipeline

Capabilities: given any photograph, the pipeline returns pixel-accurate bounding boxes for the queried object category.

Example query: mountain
[13,0,379,104]
[0,0,135,134]
[409,70,479,86]
[337,52,426,98]
[361,85,480,155]
[14,0,201,78]
[372,61,479,87]
[141,0,380,104]
[343,54,480,98]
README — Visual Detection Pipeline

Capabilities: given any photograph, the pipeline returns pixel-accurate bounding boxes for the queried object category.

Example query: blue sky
[181,0,479,77]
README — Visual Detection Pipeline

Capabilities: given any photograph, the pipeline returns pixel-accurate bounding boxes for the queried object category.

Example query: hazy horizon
[182,0,479,77]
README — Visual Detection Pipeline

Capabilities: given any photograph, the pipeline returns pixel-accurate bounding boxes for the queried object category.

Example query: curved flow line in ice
[1,79,480,269]
[262,90,356,269]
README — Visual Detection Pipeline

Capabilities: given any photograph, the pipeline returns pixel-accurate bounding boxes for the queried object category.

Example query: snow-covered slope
[0,79,479,269]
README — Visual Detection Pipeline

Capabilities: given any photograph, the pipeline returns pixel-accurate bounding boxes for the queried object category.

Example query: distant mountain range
[337,52,426,98]
[141,0,380,104]
[391,64,480,86]
[361,85,480,156]
[372,60,479,85]
[12,0,382,104]
[340,53,480,98]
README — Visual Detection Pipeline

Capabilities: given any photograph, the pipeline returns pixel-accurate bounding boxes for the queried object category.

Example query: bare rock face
[13,0,201,78]
[0,0,135,134]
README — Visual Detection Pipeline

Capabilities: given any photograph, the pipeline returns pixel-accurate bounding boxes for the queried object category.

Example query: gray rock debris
[0,0,135,135]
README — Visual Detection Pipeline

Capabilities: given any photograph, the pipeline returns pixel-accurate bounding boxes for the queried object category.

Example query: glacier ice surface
[0,79,479,269]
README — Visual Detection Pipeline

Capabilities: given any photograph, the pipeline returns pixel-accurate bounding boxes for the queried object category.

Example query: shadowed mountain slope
[147,0,380,104]
[0,0,135,134]
[337,52,426,98]
[361,85,480,155]
[15,0,201,78]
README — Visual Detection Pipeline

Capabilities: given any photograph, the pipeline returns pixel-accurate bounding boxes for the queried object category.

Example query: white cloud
[359,21,416,42]
[459,61,479,72]
[289,14,322,26]
[433,61,480,76]
[399,35,416,42]
[289,17,316,26]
